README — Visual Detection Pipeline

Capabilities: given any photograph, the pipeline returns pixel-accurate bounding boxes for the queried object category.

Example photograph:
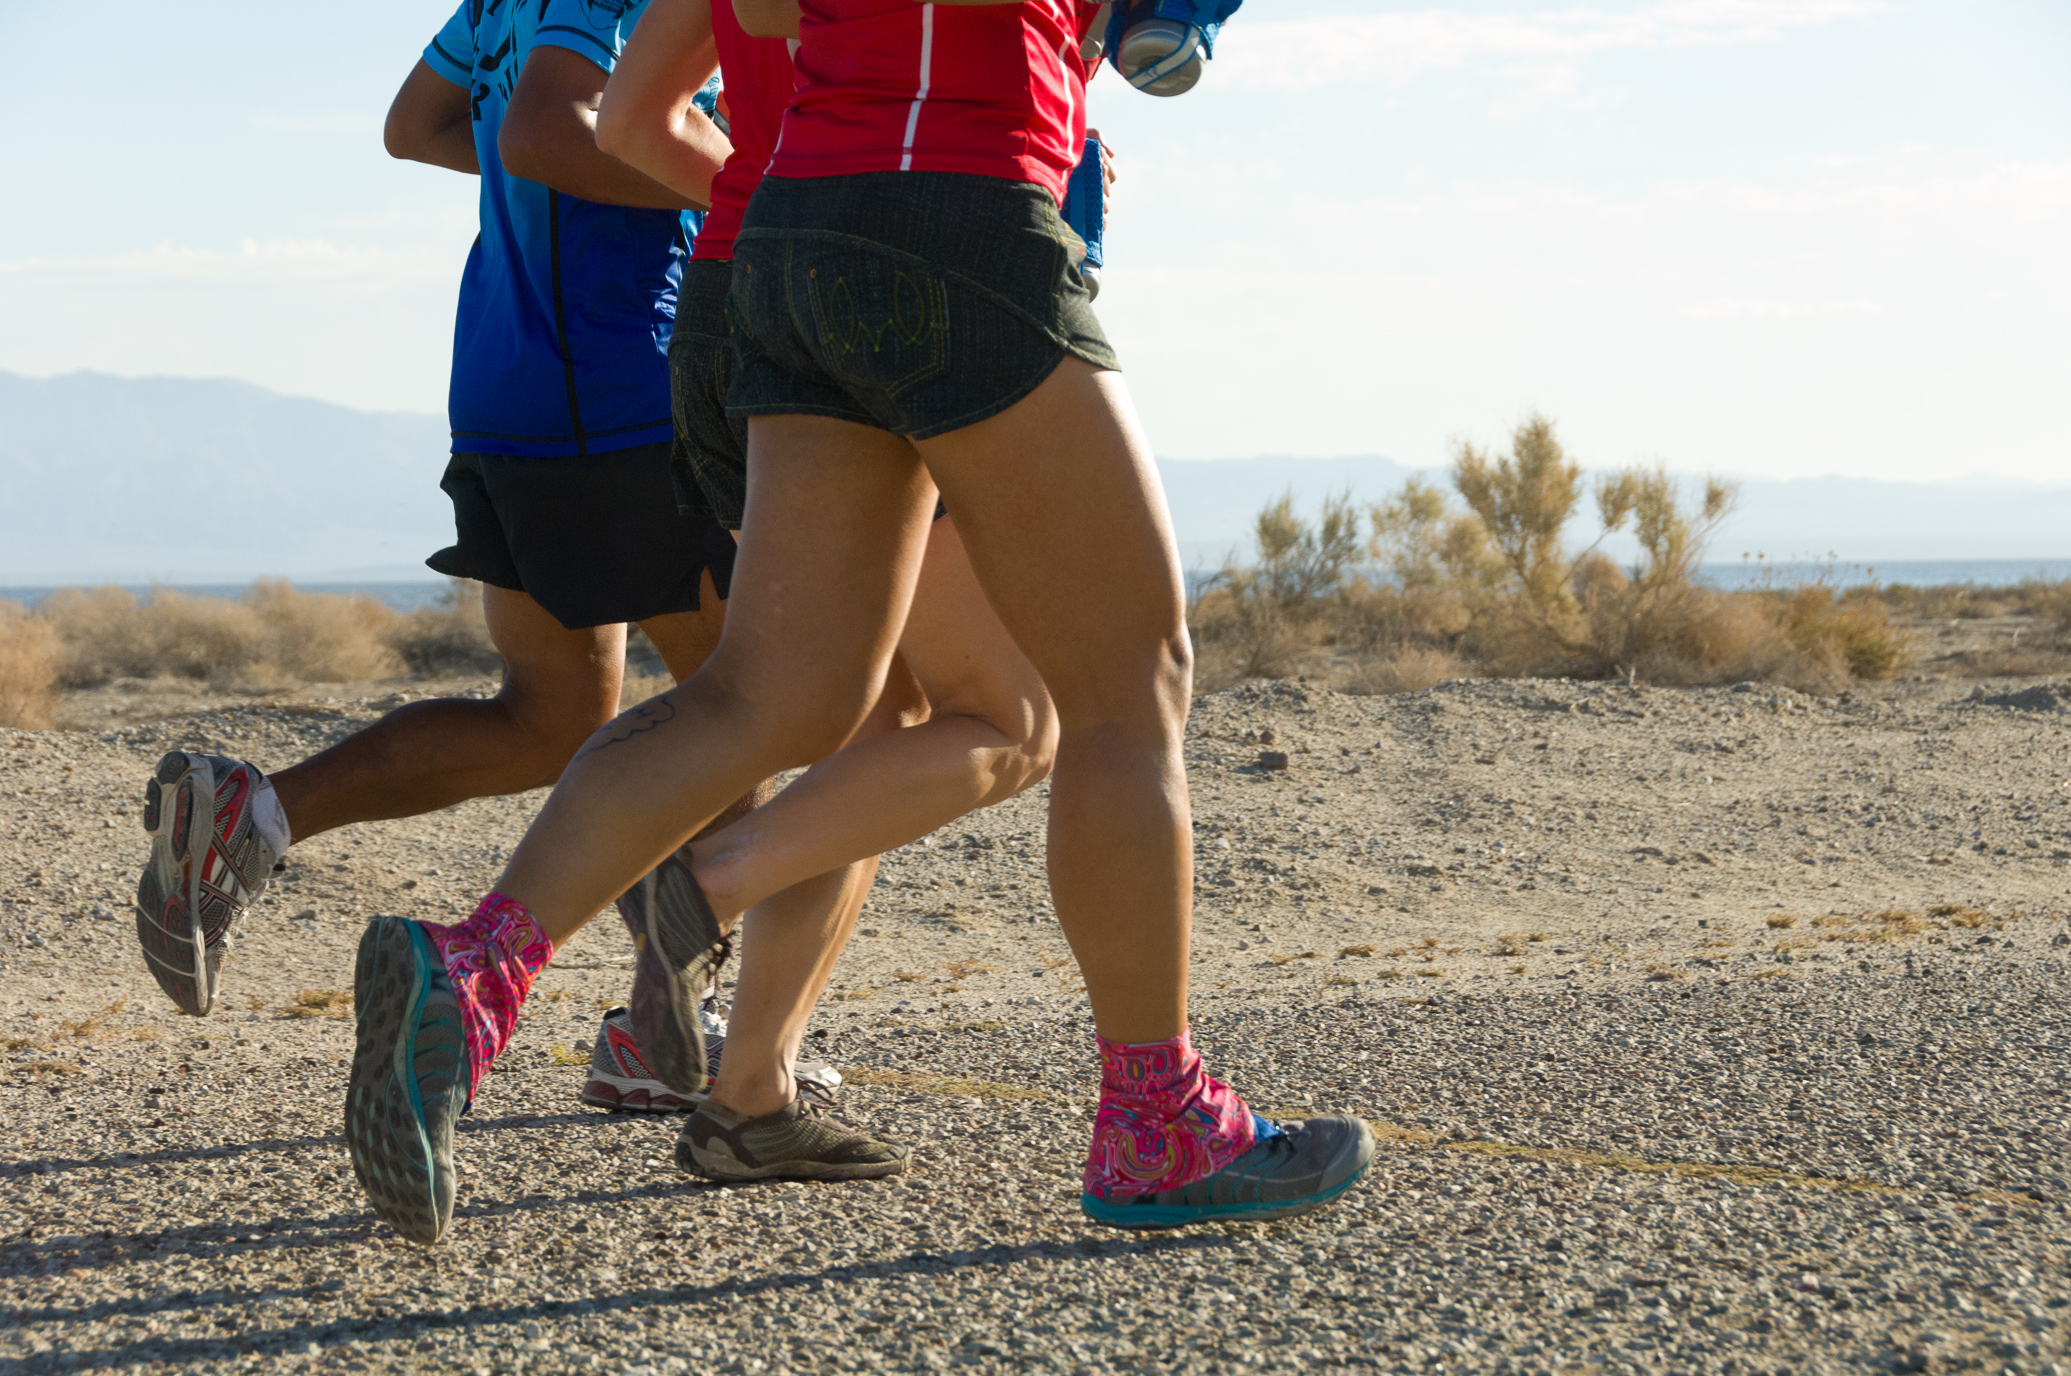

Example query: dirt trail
[2,672,2067,1374]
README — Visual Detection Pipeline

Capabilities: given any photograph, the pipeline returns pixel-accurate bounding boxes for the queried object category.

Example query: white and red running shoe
[579,1004,842,1113]
[580,1005,698,1113]
[134,752,284,1016]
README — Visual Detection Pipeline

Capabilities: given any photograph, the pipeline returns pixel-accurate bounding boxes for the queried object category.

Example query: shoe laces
[1246,1122,1306,1166]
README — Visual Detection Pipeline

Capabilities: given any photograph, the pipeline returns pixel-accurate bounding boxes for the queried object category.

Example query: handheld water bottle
[1060,136,1106,300]
[1104,0,1243,97]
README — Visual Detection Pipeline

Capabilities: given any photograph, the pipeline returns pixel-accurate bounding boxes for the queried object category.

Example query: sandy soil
[2,658,2068,1374]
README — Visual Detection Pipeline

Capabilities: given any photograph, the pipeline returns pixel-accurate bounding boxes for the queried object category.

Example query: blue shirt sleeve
[535,0,651,74]
[422,0,475,86]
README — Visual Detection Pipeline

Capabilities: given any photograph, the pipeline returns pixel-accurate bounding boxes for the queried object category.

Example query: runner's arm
[385,61,479,174]
[595,0,730,206]
[500,45,709,209]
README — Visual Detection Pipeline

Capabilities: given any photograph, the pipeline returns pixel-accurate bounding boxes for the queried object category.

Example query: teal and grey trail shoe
[1081,1115,1375,1228]
[346,915,470,1244]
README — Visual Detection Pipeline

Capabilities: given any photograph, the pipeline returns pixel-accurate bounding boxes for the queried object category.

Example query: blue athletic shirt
[423,0,712,458]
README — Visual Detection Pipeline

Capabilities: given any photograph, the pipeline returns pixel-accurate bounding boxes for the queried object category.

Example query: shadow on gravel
[0,1108,630,1182]
[0,1174,718,1281]
[2,1117,697,1281]
[11,1231,1233,1369]
[0,1132,346,1179]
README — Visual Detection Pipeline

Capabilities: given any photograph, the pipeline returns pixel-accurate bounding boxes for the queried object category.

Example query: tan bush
[43,581,425,688]
[387,579,502,677]
[1188,412,1927,694]
[1773,585,1911,682]
[0,601,60,729]
[244,580,403,685]
[1333,580,1471,651]
[1343,646,1459,696]
[43,585,265,685]
[2017,578,2071,631]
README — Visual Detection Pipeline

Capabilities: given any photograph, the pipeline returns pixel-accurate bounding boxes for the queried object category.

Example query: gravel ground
[3,672,2069,1375]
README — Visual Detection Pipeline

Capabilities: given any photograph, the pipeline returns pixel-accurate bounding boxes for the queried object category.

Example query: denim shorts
[669,257,751,530]
[726,172,1118,441]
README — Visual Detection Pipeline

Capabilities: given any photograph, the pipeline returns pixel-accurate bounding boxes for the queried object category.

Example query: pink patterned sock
[423,893,555,1099]
[1082,1028,1259,1199]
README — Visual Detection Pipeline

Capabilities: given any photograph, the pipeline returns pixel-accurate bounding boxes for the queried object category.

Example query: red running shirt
[694,0,798,262]
[769,0,1096,205]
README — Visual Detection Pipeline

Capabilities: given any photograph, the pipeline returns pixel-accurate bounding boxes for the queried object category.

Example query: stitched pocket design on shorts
[804,259,950,400]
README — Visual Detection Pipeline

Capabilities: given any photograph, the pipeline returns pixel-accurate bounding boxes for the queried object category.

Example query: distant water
[6,558,2069,614]
[1694,558,2071,591]
[0,581,458,612]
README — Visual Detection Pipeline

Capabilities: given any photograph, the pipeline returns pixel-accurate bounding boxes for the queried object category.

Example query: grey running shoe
[579,1003,843,1113]
[346,914,470,1244]
[579,1005,696,1113]
[614,845,731,1096]
[134,752,284,1016]
[676,1097,910,1183]
[1080,1116,1376,1228]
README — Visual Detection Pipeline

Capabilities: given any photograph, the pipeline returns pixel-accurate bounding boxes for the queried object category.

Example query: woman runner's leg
[343,430,937,1241]
[687,514,1056,1136]
[690,514,1057,925]
[912,357,1373,1222]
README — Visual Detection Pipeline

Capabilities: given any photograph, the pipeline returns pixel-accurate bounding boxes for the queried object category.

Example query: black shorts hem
[429,444,736,632]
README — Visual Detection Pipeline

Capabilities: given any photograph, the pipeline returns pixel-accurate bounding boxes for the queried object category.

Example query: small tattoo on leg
[578,696,679,759]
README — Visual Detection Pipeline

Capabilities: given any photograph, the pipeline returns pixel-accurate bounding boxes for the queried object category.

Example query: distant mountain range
[5,371,2070,584]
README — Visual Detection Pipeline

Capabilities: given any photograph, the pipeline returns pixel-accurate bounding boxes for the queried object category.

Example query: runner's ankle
[1084,1028,1259,1198]
[426,893,555,1095]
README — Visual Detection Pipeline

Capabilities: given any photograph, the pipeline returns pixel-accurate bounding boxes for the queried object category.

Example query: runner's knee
[1049,629,1192,742]
[688,657,878,772]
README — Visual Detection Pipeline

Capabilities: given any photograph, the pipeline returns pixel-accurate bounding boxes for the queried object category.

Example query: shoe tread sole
[134,754,213,1017]
[346,916,465,1244]
[621,855,722,1096]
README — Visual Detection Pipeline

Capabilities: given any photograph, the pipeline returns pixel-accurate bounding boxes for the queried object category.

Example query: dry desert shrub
[1880,578,2071,624]
[387,579,501,676]
[1343,645,1459,696]
[1768,583,1911,685]
[42,585,260,685]
[1188,412,1917,693]
[0,600,60,729]
[41,581,402,687]
[38,577,502,690]
[243,580,403,685]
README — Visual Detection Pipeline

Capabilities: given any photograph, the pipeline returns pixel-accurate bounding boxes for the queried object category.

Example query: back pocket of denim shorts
[801,247,950,400]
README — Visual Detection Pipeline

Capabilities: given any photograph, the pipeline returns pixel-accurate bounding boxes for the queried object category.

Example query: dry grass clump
[387,579,501,676]
[41,581,401,688]
[60,1000,127,1039]
[1882,578,2071,625]
[23,577,500,693]
[0,599,61,729]
[276,989,353,1019]
[1344,646,1459,696]
[1187,412,1913,695]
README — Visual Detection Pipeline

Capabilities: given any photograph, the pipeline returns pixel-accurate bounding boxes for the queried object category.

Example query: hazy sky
[3,0,2066,483]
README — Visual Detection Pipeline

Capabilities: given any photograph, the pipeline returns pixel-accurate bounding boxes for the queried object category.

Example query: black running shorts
[425,441,737,630]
